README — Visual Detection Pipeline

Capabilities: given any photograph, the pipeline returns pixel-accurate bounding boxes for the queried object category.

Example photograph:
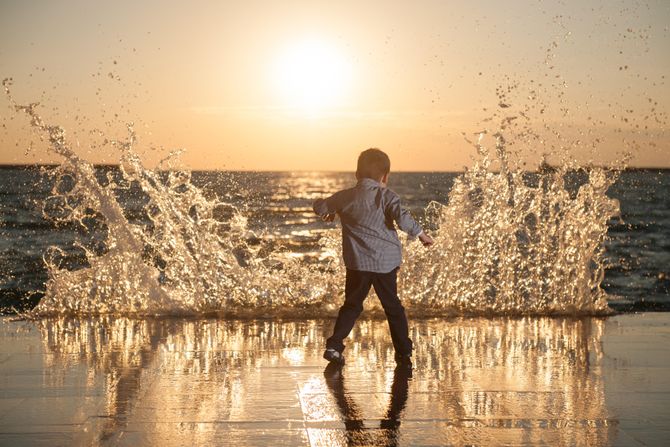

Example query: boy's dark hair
[356,148,390,180]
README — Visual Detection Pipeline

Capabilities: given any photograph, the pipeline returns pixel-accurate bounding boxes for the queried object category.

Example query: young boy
[313,148,434,368]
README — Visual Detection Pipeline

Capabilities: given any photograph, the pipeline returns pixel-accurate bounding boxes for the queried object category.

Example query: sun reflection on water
[34,317,614,446]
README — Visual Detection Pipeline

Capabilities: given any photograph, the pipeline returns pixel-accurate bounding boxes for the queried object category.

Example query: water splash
[400,131,620,315]
[3,77,619,317]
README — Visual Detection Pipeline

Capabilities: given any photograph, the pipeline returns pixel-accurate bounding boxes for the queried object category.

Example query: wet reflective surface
[1,314,669,446]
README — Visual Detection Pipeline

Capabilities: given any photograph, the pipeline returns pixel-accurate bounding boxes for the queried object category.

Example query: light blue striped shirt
[313,178,423,273]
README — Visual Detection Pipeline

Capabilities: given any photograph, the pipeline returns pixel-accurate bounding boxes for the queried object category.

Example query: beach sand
[1,314,668,446]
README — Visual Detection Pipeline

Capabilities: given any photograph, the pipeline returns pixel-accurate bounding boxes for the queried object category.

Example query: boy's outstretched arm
[387,192,434,246]
[313,194,339,222]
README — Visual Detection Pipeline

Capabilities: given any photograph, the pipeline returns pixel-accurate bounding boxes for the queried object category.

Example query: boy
[313,148,434,368]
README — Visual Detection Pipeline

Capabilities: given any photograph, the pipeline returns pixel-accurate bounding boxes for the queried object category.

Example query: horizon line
[1,163,670,173]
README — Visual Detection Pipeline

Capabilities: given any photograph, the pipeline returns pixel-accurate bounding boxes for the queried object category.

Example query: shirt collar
[357,177,383,188]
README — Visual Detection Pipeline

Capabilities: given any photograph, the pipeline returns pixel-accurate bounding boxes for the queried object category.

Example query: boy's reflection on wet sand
[323,362,411,446]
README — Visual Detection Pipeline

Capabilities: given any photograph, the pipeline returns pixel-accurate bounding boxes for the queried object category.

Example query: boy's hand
[419,232,434,247]
[321,213,336,222]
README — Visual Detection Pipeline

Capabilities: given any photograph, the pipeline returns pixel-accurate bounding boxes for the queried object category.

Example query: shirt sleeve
[313,192,339,217]
[385,190,423,237]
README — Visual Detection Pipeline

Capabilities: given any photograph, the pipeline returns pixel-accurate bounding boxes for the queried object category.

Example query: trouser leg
[372,268,413,356]
[326,269,373,353]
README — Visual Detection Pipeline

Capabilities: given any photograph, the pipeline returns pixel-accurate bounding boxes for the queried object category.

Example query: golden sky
[1,0,669,170]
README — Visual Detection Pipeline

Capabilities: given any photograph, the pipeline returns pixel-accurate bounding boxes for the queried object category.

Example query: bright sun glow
[273,39,353,115]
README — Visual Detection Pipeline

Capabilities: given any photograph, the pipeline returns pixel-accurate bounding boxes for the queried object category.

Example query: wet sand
[0,314,668,446]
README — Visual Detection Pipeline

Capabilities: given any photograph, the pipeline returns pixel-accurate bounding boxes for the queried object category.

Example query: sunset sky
[1,0,668,170]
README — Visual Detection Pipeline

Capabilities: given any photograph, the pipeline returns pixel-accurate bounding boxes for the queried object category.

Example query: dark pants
[326,267,413,356]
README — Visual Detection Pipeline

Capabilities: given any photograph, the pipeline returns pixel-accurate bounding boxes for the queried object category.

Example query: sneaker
[323,348,345,365]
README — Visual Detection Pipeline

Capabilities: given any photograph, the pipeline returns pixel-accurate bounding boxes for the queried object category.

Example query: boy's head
[356,148,390,182]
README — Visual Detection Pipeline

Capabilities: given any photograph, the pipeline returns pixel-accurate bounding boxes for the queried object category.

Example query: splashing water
[400,132,620,315]
[3,78,619,318]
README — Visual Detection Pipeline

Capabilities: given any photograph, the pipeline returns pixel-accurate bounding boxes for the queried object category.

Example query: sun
[273,39,353,115]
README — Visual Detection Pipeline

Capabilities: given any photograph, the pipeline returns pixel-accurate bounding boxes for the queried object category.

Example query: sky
[1,0,669,170]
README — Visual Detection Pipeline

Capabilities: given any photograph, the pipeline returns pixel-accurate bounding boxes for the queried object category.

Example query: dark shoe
[323,348,345,365]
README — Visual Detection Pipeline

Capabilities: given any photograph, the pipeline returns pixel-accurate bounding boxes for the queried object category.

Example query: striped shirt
[313,177,423,273]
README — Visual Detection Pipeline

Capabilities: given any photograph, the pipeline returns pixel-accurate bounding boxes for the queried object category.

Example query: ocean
[1,166,668,315]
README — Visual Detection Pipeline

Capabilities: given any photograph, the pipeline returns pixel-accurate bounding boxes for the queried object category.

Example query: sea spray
[400,131,619,315]
[3,78,619,317]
